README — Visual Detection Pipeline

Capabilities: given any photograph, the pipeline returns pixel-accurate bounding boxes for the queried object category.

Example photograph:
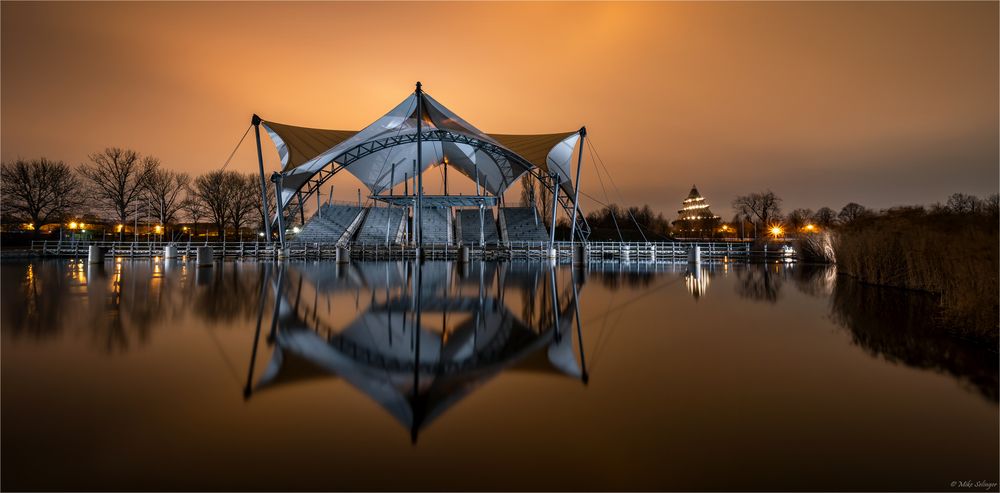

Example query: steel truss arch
[278,129,590,241]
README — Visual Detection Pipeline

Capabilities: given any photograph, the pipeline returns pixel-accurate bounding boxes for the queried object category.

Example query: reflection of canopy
[248,261,584,440]
[261,91,581,206]
[255,289,581,436]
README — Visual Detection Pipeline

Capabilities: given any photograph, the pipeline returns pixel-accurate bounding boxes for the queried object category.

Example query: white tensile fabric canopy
[261,91,582,208]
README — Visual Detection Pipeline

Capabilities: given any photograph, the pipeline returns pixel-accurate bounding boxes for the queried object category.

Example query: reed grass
[832,207,998,344]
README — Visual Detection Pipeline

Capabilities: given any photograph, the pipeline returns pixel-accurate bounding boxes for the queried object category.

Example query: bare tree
[229,174,260,240]
[945,193,983,215]
[985,194,999,218]
[78,148,158,233]
[786,208,814,230]
[0,158,82,235]
[731,190,782,237]
[180,196,207,241]
[143,167,190,231]
[838,202,871,224]
[190,170,234,239]
[813,207,837,227]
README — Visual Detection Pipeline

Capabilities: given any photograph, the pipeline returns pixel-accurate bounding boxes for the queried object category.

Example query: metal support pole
[270,172,287,250]
[415,81,424,248]
[443,157,448,196]
[549,173,560,254]
[474,162,481,196]
[252,115,273,242]
[386,161,396,246]
[404,172,410,244]
[569,127,587,243]
[297,192,306,224]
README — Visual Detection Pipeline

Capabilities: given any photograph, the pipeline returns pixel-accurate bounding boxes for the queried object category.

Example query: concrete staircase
[355,207,406,244]
[501,207,549,242]
[457,209,500,245]
[417,207,452,244]
[293,205,364,244]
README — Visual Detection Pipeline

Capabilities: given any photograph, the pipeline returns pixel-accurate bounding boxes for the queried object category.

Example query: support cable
[220,125,253,172]
[586,141,623,241]
[587,138,648,242]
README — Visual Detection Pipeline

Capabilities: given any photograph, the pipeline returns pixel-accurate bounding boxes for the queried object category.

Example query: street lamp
[770,225,783,239]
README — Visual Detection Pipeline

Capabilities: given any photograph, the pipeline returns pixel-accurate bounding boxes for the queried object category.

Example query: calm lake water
[2,258,997,491]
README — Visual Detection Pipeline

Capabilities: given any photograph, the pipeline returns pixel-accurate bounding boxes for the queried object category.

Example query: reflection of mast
[571,268,589,384]
[411,260,423,443]
[244,264,270,398]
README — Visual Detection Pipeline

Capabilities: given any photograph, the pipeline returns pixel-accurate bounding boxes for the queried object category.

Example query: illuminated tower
[673,185,721,238]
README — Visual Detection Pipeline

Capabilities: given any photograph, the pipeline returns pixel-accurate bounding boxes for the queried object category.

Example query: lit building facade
[673,185,721,238]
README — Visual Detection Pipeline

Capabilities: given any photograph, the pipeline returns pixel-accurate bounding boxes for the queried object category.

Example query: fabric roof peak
[256,88,583,207]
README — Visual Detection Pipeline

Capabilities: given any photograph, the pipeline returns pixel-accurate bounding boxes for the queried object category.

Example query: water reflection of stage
[244,261,588,441]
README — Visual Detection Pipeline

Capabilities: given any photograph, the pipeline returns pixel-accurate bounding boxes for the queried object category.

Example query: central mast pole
[569,127,587,243]
[252,115,272,243]
[415,81,424,250]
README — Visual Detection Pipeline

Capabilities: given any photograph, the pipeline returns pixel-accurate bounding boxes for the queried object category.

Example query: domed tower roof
[685,185,702,201]
[676,185,720,221]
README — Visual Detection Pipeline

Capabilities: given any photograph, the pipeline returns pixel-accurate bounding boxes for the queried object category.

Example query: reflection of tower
[684,265,709,299]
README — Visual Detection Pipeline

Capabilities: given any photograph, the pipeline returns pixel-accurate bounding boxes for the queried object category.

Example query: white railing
[30,239,791,262]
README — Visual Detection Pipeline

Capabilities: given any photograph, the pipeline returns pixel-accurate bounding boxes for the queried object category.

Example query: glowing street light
[154,225,163,234]
[68,221,78,230]
[804,223,817,232]
[770,225,784,238]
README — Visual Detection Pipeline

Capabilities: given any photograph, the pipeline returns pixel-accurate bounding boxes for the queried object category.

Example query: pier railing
[29,240,793,262]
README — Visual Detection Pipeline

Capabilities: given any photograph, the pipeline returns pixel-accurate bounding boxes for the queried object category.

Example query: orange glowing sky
[2,1,997,216]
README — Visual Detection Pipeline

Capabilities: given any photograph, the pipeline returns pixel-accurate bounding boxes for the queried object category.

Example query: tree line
[1,148,275,240]
[731,189,999,238]
[565,190,999,241]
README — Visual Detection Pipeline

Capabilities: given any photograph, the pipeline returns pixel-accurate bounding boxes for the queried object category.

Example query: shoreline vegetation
[814,199,999,346]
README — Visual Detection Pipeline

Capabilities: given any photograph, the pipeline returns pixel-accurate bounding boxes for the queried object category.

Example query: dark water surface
[2,259,997,491]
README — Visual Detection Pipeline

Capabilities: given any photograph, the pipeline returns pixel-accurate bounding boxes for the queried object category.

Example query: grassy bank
[832,207,998,345]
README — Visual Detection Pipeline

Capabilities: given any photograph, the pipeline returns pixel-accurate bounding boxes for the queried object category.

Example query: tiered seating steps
[293,205,364,244]
[502,207,549,242]
[356,207,407,244]
[457,209,500,245]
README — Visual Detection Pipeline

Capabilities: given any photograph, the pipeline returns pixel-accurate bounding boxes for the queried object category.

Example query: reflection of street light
[292,226,301,234]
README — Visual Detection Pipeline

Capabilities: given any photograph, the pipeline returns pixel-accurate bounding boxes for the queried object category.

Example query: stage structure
[252,83,589,252]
